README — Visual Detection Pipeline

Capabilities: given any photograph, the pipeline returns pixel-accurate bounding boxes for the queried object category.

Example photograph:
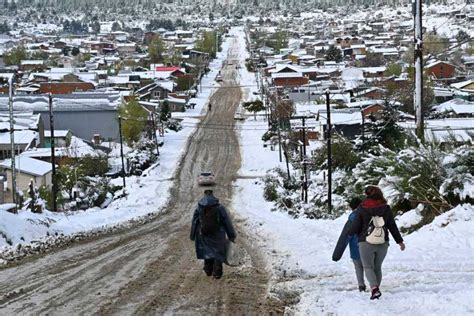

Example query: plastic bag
[225,241,243,267]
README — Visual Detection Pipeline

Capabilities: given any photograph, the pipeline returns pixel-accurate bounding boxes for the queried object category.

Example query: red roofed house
[155,66,185,78]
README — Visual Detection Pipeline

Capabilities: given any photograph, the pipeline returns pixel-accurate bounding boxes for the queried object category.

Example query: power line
[425,2,470,36]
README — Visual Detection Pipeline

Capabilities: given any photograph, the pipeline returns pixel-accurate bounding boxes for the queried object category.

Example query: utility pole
[301,117,308,203]
[277,117,282,163]
[49,94,58,212]
[215,29,218,58]
[118,116,126,189]
[292,115,312,203]
[325,90,332,214]
[361,114,365,154]
[414,0,424,140]
[8,74,17,205]
[283,141,291,181]
[151,112,160,157]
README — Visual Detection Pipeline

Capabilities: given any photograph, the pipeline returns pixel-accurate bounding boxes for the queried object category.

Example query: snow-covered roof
[0,156,52,176]
[0,93,122,112]
[317,109,362,125]
[0,112,40,130]
[451,80,474,90]
[166,97,186,104]
[21,60,45,65]
[272,72,304,79]
[360,66,386,73]
[433,99,474,115]
[0,130,37,145]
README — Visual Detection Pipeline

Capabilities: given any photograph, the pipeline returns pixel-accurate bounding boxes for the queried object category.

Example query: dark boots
[204,259,214,276]
[203,259,223,279]
[370,287,382,300]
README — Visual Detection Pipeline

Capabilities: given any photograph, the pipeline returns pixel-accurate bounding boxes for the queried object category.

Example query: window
[153,90,161,98]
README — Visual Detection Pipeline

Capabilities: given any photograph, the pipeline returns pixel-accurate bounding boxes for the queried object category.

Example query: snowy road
[0,37,282,315]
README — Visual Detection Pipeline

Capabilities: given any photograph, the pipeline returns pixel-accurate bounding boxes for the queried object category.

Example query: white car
[198,172,216,186]
[234,112,245,121]
[216,75,223,82]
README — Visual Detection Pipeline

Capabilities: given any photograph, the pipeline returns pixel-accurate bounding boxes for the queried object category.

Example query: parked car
[234,112,245,120]
[198,172,216,185]
[216,75,223,82]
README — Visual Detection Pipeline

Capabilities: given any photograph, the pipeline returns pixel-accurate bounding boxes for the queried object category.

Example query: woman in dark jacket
[348,186,406,300]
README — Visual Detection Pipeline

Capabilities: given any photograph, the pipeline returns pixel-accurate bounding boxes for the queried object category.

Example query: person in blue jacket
[332,197,366,292]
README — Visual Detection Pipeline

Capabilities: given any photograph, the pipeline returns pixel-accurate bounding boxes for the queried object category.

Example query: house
[116,43,137,55]
[272,72,309,87]
[90,42,115,54]
[317,108,363,139]
[154,66,186,79]
[450,80,474,98]
[425,61,456,80]
[106,75,141,89]
[269,65,310,87]
[0,130,38,159]
[432,99,474,118]
[56,56,76,68]
[44,130,72,147]
[38,82,96,94]
[137,81,173,101]
[399,116,474,145]
[354,87,386,101]
[0,156,53,202]
[0,112,43,159]
[341,67,365,90]
[0,93,121,141]
[20,60,47,72]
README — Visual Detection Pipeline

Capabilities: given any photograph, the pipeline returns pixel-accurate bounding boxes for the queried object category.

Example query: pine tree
[325,45,343,63]
[359,109,406,154]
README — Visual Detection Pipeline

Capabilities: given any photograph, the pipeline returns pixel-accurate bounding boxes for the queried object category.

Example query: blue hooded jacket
[332,208,361,261]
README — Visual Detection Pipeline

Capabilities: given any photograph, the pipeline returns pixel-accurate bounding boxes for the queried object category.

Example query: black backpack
[200,204,221,236]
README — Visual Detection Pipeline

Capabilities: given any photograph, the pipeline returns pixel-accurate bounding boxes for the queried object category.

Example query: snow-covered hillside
[231,27,474,315]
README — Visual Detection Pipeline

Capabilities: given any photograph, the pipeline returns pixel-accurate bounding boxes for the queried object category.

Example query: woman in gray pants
[348,186,406,300]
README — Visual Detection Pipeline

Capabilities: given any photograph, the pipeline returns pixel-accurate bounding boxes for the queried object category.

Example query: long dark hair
[364,185,387,203]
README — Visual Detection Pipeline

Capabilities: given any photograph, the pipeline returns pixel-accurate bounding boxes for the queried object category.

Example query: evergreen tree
[325,45,343,63]
[160,100,171,122]
[359,109,406,154]
[71,47,80,56]
[111,21,121,32]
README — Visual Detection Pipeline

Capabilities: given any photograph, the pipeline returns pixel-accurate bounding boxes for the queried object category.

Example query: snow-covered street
[0,32,233,261]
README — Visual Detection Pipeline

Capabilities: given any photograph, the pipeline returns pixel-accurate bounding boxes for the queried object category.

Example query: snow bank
[396,204,424,229]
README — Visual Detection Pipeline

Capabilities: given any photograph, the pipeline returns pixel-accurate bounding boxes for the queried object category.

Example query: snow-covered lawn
[231,28,474,315]
[0,33,233,261]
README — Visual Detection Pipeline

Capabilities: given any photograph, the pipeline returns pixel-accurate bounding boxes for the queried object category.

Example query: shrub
[263,175,279,202]
[312,135,361,171]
